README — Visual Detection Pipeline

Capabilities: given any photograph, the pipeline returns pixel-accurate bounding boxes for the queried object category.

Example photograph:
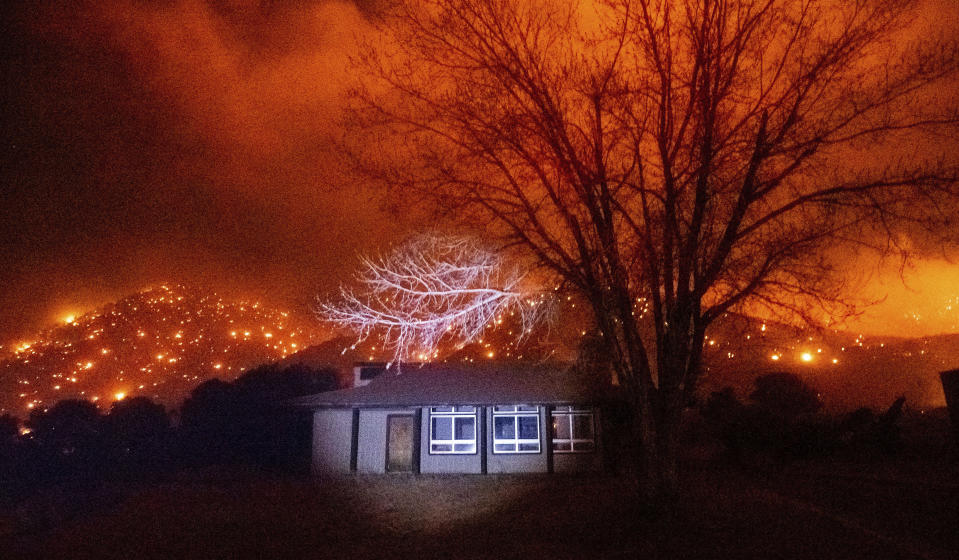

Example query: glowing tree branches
[320,234,544,365]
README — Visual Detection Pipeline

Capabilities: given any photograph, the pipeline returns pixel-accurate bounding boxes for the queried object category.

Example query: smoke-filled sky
[1,0,958,345]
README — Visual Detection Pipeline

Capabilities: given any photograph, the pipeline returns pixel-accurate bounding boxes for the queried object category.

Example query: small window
[359,366,384,380]
[551,406,596,453]
[492,405,540,453]
[429,406,476,454]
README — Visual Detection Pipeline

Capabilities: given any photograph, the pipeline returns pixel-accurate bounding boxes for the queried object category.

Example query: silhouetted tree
[343,0,959,498]
[749,372,821,420]
[0,414,18,446]
[179,365,338,468]
[25,399,104,480]
[0,413,19,481]
[103,397,171,474]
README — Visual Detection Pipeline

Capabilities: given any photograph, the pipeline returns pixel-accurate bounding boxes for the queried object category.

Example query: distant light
[770,354,780,361]
[487,351,494,358]
[114,392,126,401]
[800,352,813,362]
[832,358,838,364]
[63,314,76,324]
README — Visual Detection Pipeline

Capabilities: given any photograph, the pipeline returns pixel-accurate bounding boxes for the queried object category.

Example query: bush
[749,371,822,420]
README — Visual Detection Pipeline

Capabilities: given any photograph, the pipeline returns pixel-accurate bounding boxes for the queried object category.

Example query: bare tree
[342,0,959,498]
[320,234,543,364]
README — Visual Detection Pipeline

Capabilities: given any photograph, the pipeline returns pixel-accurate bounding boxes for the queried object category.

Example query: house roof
[290,362,620,408]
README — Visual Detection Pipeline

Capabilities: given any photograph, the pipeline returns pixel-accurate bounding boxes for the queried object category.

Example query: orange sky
[1,0,958,342]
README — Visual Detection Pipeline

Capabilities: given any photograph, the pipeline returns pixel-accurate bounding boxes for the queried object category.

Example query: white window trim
[492,405,541,454]
[429,406,477,454]
[551,406,596,453]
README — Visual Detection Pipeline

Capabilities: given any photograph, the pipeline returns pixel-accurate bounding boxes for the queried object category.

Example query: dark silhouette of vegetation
[0,363,339,504]
[703,373,906,460]
[749,371,823,420]
[103,397,173,475]
[179,363,338,470]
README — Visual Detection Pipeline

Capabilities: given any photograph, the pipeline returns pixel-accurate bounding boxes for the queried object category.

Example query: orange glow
[800,352,814,362]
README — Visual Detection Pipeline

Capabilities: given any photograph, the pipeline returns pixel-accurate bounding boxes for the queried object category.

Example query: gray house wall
[309,404,606,475]
[485,407,549,474]
[418,407,483,474]
[356,408,416,474]
[312,408,354,475]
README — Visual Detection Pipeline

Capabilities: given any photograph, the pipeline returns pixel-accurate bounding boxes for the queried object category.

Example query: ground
[1,452,957,560]
[2,410,957,559]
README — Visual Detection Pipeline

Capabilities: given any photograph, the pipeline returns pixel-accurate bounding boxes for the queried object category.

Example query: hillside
[0,284,324,416]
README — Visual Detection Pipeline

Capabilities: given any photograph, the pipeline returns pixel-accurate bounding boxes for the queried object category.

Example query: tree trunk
[631,391,683,508]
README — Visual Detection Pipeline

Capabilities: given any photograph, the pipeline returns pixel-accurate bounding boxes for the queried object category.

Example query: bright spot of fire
[114,392,126,401]
[800,352,814,362]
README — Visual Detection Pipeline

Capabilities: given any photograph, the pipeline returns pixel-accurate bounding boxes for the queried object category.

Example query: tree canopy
[340,0,959,497]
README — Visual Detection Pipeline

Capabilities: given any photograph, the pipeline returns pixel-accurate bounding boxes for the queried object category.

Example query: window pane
[494,417,515,439]
[552,441,571,452]
[573,440,595,452]
[454,405,476,413]
[493,405,515,413]
[572,415,593,439]
[431,406,453,413]
[432,417,452,440]
[518,442,539,452]
[518,416,539,439]
[516,405,537,412]
[455,417,475,439]
[453,443,475,453]
[494,443,515,453]
[552,415,571,439]
[431,443,452,452]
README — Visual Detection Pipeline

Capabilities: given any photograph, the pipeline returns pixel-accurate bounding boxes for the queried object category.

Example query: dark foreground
[1,454,956,560]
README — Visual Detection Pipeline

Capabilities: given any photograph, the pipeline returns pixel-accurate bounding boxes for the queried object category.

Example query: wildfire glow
[800,352,814,362]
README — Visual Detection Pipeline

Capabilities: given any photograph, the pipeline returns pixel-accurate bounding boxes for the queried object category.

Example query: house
[291,362,621,475]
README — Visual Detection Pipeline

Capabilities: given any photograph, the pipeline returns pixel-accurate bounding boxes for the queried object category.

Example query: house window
[551,406,595,453]
[492,405,540,453]
[429,406,476,454]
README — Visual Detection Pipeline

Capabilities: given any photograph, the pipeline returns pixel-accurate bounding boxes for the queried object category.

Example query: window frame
[428,406,477,455]
[550,406,596,454]
[491,405,541,454]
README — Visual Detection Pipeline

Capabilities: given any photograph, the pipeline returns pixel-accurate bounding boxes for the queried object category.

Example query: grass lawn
[2,457,956,560]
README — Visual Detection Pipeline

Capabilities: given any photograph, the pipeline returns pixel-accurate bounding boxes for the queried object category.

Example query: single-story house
[291,362,622,475]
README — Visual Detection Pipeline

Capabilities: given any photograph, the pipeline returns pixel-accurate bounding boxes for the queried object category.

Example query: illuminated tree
[342,0,959,498]
[321,234,543,365]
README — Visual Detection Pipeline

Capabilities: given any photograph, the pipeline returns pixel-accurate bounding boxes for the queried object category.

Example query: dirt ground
[2,452,957,560]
